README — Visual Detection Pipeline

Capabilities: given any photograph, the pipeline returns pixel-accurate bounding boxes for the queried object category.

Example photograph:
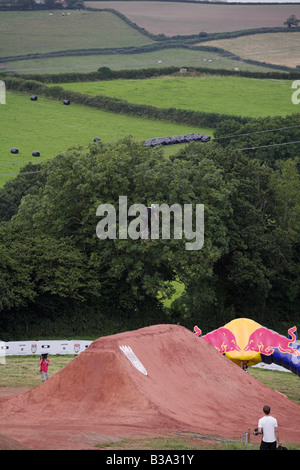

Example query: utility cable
[238,140,300,151]
[214,125,300,141]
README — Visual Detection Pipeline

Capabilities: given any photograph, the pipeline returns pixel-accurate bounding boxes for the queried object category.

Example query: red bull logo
[193,326,202,336]
[194,325,241,354]
[194,319,300,375]
[244,326,300,357]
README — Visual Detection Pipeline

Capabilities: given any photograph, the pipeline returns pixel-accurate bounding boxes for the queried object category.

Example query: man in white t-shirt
[257,405,280,450]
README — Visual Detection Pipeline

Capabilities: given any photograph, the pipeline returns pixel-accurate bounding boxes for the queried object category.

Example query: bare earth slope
[0,324,299,450]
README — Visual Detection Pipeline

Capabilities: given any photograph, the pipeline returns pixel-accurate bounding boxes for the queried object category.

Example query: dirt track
[0,324,299,450]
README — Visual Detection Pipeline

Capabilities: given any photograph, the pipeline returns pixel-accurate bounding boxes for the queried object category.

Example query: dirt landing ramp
[0,324,299,450]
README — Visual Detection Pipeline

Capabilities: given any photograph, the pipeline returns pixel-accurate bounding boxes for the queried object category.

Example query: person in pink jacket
[39,353,50,382]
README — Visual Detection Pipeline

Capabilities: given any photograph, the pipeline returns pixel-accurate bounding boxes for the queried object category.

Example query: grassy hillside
[0,10,153,59]
[1,7,297,74]
[0,90,212,186]
[3,48,279,75]
[59,75,296,118]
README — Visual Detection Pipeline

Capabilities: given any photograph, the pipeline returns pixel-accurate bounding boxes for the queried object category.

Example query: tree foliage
[284,15,299,28]
[1,114,299,339]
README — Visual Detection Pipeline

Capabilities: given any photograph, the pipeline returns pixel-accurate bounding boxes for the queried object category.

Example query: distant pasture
[204,32,300,69]
[87,2,300,36]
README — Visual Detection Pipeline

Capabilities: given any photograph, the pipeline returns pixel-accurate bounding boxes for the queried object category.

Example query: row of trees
[284,15,299,28]
[0,114,299,340]
[17,65,300,84]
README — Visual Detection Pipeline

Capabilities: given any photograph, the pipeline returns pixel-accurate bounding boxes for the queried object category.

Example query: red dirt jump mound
[0,324,299,450]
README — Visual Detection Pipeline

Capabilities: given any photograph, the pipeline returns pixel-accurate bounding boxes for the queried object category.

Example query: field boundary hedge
[11,64,300,84]
[4,76,252,128]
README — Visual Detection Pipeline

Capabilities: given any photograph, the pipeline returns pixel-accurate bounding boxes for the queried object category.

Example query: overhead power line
[238,140,300,151]
[214,125,300,141]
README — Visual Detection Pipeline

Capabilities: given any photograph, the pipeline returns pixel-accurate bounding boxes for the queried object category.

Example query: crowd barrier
[0,339,93,358]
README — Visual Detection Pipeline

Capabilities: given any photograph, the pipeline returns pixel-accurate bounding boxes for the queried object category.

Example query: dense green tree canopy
[1,115,299,339]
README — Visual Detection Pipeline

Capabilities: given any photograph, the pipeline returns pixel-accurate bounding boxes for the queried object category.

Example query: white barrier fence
[0,340,93,360]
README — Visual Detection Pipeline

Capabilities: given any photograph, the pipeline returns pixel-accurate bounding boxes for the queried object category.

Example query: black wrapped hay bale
[144,138,157,147]
[32,151,40,157]
[94,137,101,142]
[63,99,71,105]
[144,133,211,147]
[30,96,37,101]
[185,133,195,142]
[11,147,19,154]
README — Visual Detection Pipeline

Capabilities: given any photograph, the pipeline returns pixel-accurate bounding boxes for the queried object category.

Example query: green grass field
[59,75,296,118]
[1,71,296,187]
[3,48,279,75]
[0,10,152,58]
[0,90,212,186]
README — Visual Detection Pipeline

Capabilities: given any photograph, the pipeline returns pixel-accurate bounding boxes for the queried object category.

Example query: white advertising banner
[1,340,92,357]
[0,340,6,364]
